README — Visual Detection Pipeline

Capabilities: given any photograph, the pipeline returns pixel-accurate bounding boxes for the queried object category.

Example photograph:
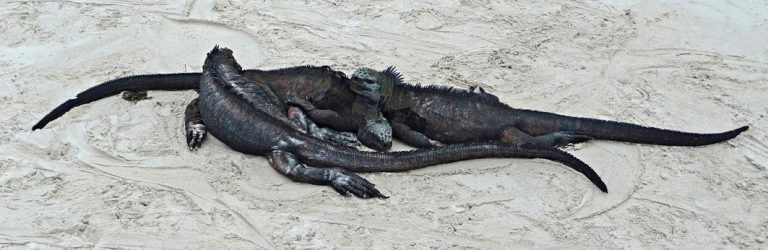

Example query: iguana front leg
[268,150,387,199]
[391,122,444,148]
[184,98,206,150]
[286,106,361,148]
[185,96,359,150]
[285,95,351,131]
[285,95,393,151]
[500,127,592,148]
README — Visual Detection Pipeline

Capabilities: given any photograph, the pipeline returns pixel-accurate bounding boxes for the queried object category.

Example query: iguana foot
[287,106,361,148]
[329,169,388,199]
[502,127,591,148]
[285,95,316,111]
[186,123,206,150]
[333,131,363,148]
[311,128,362,149]
[537,131,593,148]
[121,90,151,102]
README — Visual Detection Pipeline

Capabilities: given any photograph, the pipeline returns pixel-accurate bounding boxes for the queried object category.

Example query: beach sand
[1,0,766,248]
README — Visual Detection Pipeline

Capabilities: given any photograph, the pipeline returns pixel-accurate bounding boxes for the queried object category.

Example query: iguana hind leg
[286,107,361,148]
[184,98,206,151]
[268,150,387,199]
[500,127,593,148]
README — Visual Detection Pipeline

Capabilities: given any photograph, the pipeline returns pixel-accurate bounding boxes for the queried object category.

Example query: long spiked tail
[514,109,748,146]
[295,139,608,192]
[32,73,202,130]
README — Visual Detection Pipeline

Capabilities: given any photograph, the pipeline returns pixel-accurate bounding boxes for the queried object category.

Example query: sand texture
[1,0,767,248]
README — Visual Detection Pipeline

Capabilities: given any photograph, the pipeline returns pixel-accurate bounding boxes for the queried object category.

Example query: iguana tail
[514,109,749,146]
[32,73,202,130]
[294,139,608,192]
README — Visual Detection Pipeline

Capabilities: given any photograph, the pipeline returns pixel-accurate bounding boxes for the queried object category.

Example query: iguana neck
[351,96,381,121]
[379,74,403,111]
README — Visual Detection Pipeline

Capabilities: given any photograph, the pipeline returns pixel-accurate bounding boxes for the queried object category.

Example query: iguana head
[349,67,393,151]
[357,116,392,151]
[204,45,243,72]
[351,67,400,108]
[350,68,383,102]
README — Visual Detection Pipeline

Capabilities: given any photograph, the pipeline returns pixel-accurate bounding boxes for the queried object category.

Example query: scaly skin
[351,67,749,148]
[31,62,391,151]
[198,46,608,197]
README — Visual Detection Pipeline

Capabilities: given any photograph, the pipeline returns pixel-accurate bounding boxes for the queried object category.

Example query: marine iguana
[347,67,749,148]
[31,62,392,151]
[192,46,609,197]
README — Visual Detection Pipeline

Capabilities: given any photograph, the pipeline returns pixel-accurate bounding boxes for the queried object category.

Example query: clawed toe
[338,132,362,148]
[330,170,388,199]
[186,124,206,151]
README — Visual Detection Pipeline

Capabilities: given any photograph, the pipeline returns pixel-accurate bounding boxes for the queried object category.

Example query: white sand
[1,0,766,248]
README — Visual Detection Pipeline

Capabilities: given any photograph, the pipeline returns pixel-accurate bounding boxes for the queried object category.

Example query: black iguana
[32,63,391,151]
[190,46,610,197]
[347,67,749,148]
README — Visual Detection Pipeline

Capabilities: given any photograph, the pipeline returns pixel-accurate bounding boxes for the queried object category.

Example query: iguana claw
[329,169,388,199]
[186,123,206,151]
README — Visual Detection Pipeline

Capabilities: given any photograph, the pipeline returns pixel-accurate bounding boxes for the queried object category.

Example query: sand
[1,0,766,248]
